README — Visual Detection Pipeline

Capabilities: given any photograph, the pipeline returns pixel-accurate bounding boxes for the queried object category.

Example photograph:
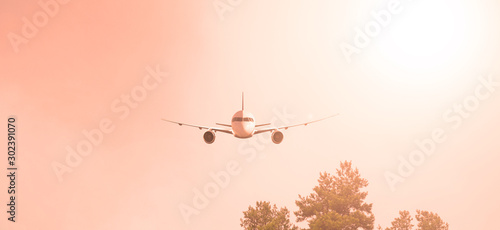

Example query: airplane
[162,93,338,144]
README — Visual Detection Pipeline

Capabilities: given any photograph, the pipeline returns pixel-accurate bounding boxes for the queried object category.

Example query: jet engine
[203,130,216,144]
[271,130,283,144]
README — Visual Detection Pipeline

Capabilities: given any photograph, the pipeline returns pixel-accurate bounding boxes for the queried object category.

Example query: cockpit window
[232,117,254,122]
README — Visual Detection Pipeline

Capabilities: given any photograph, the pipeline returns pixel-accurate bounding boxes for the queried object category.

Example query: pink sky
[2,0,500,229]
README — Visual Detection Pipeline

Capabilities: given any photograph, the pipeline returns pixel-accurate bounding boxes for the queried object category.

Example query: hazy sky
[2,0,500,229]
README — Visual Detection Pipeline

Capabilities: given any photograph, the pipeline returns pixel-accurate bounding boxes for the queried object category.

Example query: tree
[387,210,413,230]
[380,210,449,230]
[240,201,299,230]
[295,161,375,230]
[415,210,449,230]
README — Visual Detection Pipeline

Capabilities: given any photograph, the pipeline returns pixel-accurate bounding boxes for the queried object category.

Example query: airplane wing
[255,123,271,127]
[162,119,233,134]
[253,114,339,135]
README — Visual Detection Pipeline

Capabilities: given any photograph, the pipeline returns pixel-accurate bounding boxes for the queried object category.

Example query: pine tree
[415,210,449,230]
[240,201,298,230]
[386,210,413,230]
[295,161,375,230]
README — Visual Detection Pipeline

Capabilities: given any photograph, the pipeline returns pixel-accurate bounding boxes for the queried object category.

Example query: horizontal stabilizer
[216,123,232,127]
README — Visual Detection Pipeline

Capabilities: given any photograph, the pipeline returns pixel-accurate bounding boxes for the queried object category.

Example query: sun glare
[382,1,467,69]
[370,0,482,88]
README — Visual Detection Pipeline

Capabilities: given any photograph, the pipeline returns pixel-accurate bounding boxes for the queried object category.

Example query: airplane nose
[244,122,255,132]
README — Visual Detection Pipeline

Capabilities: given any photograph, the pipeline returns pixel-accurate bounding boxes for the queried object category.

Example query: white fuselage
[231,110,255,138]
